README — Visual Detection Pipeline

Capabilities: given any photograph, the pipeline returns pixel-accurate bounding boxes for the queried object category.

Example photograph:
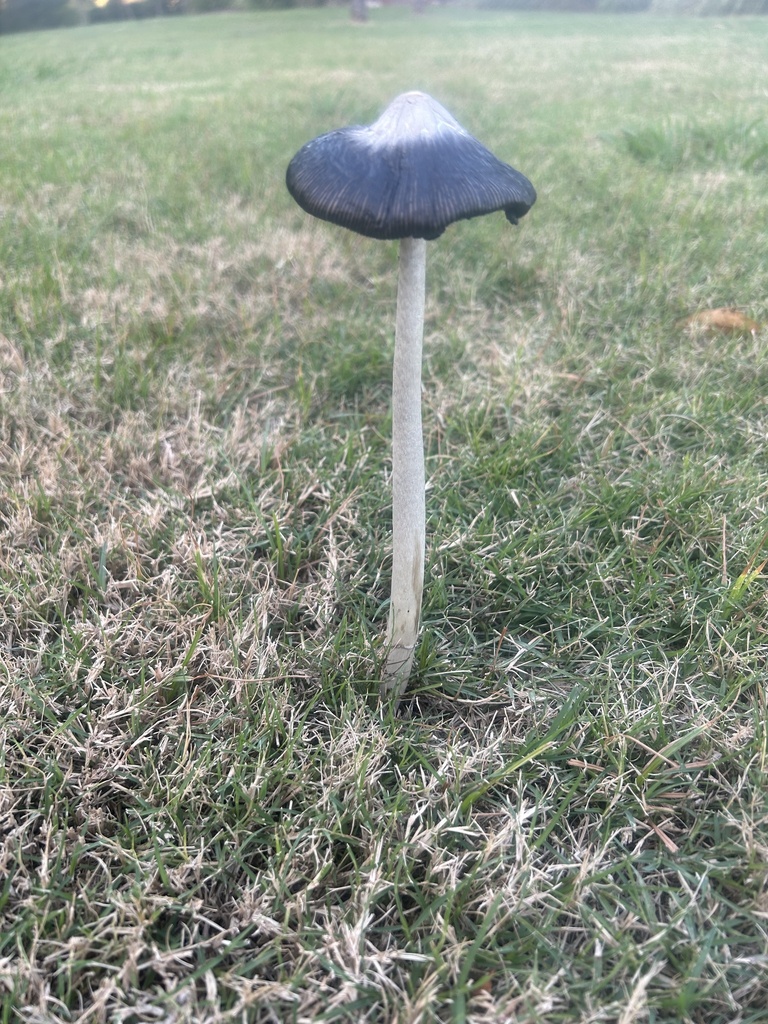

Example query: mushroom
[286,90,536,698]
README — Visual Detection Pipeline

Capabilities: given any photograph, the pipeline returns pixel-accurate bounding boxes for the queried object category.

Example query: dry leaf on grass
[680,308,761,335]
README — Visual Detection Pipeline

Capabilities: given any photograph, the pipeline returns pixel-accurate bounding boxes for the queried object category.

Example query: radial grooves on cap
[286,122,536,241]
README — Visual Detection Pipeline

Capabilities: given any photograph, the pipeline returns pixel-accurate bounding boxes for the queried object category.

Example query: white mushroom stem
[383,236,427,696]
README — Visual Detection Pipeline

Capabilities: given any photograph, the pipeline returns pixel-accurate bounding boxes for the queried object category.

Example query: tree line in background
[0,0,289,32]
[482,0,768,11]
[1,0,766,37]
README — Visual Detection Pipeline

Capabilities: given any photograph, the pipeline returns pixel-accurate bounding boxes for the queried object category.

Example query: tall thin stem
[382,236,427,696]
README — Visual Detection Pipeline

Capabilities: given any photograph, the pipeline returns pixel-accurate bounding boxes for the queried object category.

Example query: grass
[1,7,768,1022]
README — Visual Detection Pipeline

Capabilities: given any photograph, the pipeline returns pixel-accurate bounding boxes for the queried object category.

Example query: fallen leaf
[681,308,761,334]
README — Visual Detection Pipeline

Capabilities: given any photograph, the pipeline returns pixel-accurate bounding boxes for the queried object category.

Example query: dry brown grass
[3,8,768,1023]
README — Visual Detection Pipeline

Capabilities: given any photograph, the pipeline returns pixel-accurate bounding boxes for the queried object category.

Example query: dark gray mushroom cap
[286,91,536,241]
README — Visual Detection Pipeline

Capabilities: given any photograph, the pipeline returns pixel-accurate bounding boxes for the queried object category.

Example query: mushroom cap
[286,91,536,241]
